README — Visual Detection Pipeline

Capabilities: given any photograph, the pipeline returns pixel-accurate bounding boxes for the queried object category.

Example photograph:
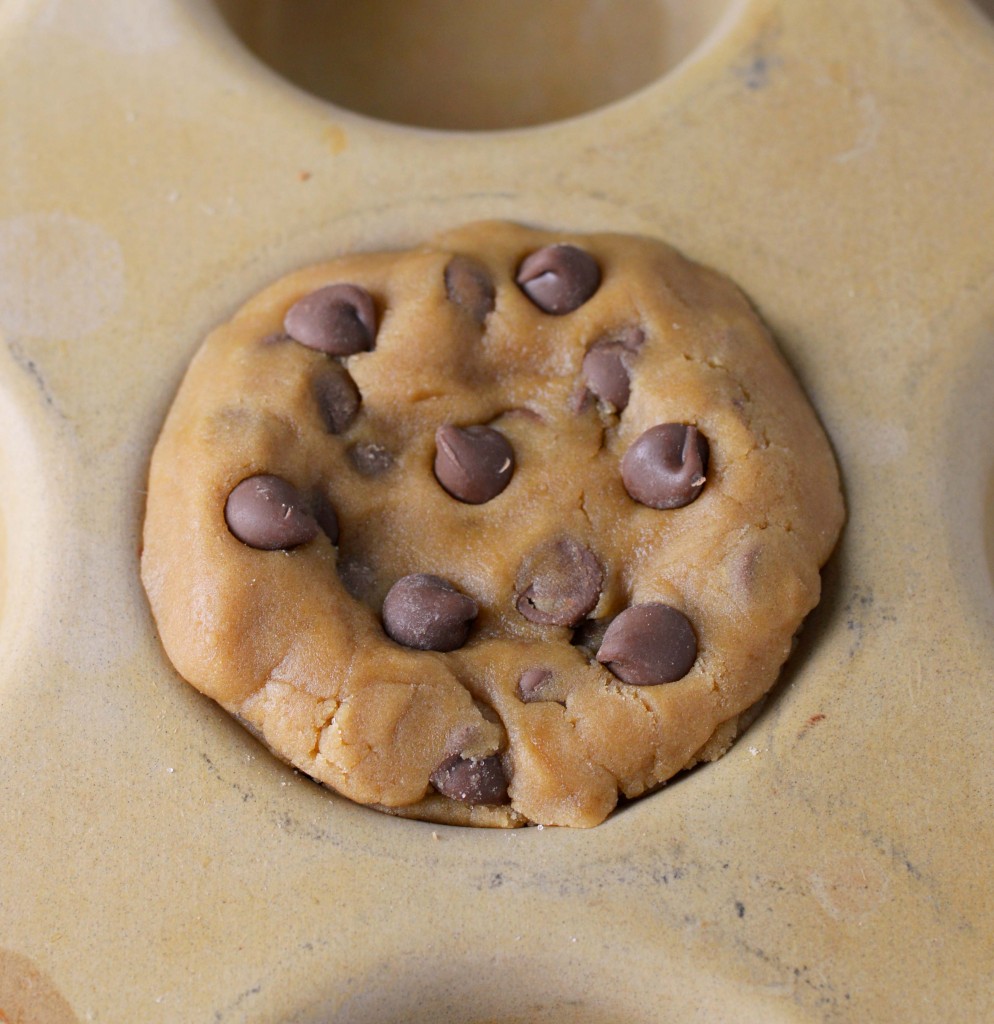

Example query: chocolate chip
[571,617,611,655]
[313,364,360,434]
[348,442,394,476]
[284,283,377,355]
[307,488,340,545]
[516,244,601,315]
[621,423,709,509]
[224,474,320,550]
[581,328,644,411]
[381,573,478,651]
[515,538,603,627]
[517,667,554,703]
[444,255,496,325]
[596,603,698,685]
[338,557,376,601]
[430,753,509,805]
[582,345,631,411]
[434,424,514,504]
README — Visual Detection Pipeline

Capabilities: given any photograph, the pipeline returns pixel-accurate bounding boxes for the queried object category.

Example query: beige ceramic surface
[1,0,993,1021]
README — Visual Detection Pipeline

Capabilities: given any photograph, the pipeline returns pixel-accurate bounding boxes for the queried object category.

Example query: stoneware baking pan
[1,0,993,1020]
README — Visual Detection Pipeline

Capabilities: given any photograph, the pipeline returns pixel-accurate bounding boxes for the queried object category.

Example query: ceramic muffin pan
[2,0,993,1021]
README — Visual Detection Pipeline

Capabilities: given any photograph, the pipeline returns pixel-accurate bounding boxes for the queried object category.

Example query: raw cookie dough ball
[141,221,844,828]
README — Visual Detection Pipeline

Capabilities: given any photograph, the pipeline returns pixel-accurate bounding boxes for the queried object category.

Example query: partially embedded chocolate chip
[430,753,509,805]
[225,474,320,550]
[582,345,631,411]
[284,283,377,355]
[581,328,644,411]
[516,244,601,315]
[444,255,496,325]
[515,538,603,627]
[381,573,478,651]
[313,364,360,434]
[596,603,698,685]
[571,617,611,655]
[338,557,376,601]
[348,442,394,476]
[517,667,554,703]
[621,423,709,509]
[307,488,340,545]
[434,424,514,504]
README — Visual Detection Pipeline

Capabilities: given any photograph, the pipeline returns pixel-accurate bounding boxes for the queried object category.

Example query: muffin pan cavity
[211,0,737,130]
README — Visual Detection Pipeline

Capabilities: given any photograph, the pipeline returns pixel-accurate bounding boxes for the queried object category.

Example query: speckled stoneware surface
[1,1,993,1021]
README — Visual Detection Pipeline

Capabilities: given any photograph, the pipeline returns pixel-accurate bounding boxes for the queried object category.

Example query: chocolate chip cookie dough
[140,221,843,828]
